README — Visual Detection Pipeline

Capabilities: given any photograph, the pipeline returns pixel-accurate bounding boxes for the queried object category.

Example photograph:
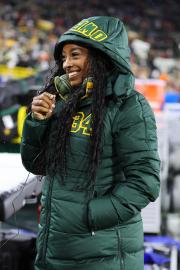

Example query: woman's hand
[31,92,56,120]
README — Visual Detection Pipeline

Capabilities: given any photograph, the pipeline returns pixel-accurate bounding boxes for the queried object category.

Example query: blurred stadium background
[0,0,180,269]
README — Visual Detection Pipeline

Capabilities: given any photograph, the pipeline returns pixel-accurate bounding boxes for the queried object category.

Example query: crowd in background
[0,0,180,92]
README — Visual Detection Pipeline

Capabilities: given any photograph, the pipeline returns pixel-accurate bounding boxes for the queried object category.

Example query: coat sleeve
[20,113,50,175]
[88,93,161,230]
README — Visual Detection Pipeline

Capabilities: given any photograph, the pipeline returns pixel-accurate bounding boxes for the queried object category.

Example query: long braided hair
[41,45,112,188]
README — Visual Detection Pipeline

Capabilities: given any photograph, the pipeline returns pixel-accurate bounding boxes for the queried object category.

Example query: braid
[39,47,111,188]
[38,59,64,95]
[47,85,85,176]
[87,50,107,188]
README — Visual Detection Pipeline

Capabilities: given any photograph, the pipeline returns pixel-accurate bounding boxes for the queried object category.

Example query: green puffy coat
[20,16,160,270]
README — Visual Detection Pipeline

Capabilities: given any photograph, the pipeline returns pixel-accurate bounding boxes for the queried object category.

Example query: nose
[63,57,72,70]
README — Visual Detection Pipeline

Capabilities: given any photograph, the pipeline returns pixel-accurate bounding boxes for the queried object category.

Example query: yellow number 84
[71,112,92,136]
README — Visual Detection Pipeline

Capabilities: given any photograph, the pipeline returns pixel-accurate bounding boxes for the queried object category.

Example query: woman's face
[62,44,89,87]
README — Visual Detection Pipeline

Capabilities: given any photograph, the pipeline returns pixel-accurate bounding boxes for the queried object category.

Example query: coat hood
[54,16,135,97]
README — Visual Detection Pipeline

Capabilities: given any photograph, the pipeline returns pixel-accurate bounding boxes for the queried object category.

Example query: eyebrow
[62,47,82,55]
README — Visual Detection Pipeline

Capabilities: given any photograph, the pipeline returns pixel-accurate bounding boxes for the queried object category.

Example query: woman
[21,16,160,270]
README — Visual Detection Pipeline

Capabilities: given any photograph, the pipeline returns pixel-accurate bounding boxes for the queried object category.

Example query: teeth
[68,71,78,78]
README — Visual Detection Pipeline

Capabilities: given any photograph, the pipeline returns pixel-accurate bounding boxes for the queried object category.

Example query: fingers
[31,92,56,120]
[33,98,50,110]
[33,92,55,108]
[32,112,47,120]
[31,104,50,114]
[43,92,55,100]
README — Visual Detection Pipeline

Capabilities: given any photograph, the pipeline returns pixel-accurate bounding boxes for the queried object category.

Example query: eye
[72,52,80,58]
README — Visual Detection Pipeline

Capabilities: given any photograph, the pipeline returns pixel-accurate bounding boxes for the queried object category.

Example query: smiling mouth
[68,71,80,80]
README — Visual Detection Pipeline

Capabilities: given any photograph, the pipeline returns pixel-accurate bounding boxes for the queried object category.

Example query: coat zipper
[116,228,125,270]
[87,198,96,236]
[41,178,54,268]
[87,188,96,236]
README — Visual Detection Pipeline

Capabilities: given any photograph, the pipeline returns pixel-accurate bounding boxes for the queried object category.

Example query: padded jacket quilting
[20,16,160,270]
